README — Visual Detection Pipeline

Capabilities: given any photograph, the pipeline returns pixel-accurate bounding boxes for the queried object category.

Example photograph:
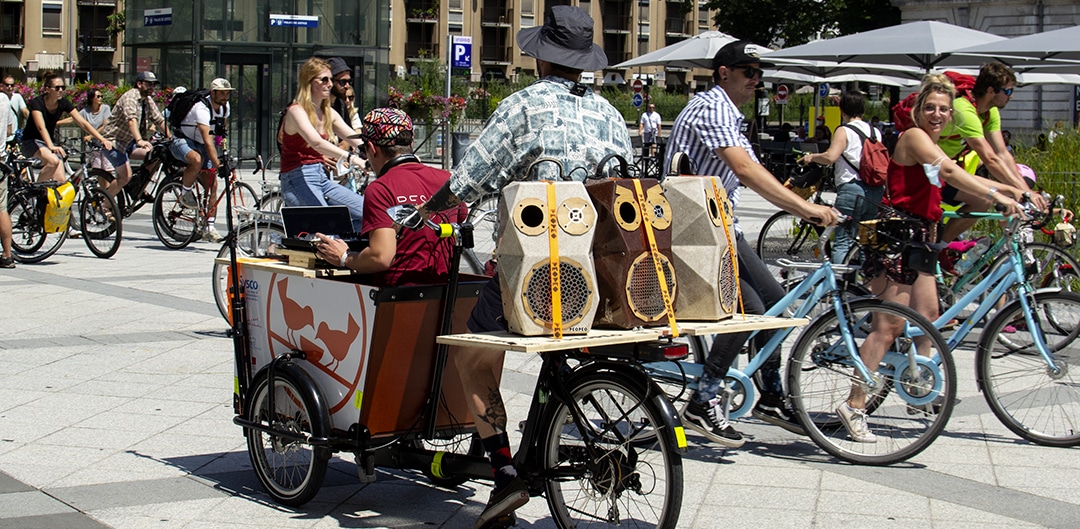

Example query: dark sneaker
[179,190,199,210]
[476,477,528,529]
[681,398,745,448]
[752,399,807,436]
[0,255,14,269]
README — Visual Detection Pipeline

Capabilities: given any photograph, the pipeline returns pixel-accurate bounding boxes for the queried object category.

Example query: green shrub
[1014,124,1080,223]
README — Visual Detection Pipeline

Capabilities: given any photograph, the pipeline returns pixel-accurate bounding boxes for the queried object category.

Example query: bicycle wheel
[788,298,955,465]
[229,181,260,225]
[246,363,331,506]
[258,190,285,213]
[463,193,499,276]
[756,211,826,279]
[213,221,286,324]
[8,188,67,263]
[79,188,122,258]
[1021,242,1080,292]
[411,432,482,488]
[540,369,682,528]
[976,291,1080,447]
[153,180,199,249]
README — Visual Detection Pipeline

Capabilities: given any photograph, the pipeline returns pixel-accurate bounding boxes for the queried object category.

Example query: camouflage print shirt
[447,76,634,205]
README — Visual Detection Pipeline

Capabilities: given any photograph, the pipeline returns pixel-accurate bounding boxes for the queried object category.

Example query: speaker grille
[522,259,593,327]
[719,251,738,312]
[626,253,677,321]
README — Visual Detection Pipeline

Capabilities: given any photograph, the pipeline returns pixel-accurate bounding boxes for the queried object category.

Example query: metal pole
[444,32,452,169]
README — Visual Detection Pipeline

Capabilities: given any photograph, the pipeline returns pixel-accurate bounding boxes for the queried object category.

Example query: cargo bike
[220,165,805,528]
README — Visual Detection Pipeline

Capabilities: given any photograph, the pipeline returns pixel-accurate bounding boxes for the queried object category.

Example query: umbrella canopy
[765,20,1006,71]
[613,31,742,70]
[950,25,1080,65]
[766,70,919,87]
[938,67,1080,86]
[763,56,923,79]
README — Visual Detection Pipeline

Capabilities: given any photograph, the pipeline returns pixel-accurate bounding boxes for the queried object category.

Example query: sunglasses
[345,96,354,101]
[996,86,1014,96]
[738,66,764,80]
[50,85,66,91]
[2,83,12,87]
[335,78,353,86]
[314,76,332,85]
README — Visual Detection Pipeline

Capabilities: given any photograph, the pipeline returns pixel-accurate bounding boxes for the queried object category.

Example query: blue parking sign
[452,37,472,69]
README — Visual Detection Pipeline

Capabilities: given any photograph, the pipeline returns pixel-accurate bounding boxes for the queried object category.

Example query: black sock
[481,433,517,491]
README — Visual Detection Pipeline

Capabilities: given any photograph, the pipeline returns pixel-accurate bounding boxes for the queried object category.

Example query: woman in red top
[278,58,366,232]
[840,74,1024,444]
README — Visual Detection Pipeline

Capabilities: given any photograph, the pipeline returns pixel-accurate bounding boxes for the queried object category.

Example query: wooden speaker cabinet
[662,176,739,320]
[585,178,678,329]
[496,181,599,336]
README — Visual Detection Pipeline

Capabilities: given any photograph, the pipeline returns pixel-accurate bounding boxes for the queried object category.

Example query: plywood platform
[214,256,354,279]
[436,314,808,353]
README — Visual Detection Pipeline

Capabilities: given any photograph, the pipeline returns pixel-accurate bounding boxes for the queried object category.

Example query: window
[42,2,62,35]
[521,0,533,15]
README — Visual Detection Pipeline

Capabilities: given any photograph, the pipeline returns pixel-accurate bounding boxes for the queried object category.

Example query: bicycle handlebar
[388,204,456,239]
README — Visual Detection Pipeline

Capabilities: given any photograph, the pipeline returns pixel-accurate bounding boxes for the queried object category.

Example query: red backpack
[841,123,889,187]
[892,70,976,132]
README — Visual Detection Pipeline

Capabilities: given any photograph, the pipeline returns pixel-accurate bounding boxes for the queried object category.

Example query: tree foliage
[700,0,900,47]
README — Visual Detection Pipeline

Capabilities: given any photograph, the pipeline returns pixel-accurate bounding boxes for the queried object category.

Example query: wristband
[987,187,998,200]
[339,251,351,268]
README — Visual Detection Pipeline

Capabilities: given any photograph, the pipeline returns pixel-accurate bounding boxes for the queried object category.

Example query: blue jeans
[833,180,883,263]
[280,163,364,232]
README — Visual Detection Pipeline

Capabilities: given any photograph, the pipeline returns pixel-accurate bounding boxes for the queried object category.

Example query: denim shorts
[168,137,212,169]
[100,140,137,168]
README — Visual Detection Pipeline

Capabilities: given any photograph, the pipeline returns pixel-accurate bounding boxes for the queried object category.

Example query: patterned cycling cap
[361,108,413,146]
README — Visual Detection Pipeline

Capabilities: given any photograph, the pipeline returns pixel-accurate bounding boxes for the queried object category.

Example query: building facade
[0,0,124,84]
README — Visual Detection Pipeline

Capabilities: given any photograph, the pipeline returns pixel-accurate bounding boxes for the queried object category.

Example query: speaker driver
[521,258,594,328]
[626,252,677,322]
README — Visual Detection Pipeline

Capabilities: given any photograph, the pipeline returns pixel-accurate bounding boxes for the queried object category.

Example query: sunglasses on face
[50,85,65,91]
[335,78,353,86]
[3,83,12,87]
[314,76,332,85]
[738,66,764,80]
[997,86,1014,96]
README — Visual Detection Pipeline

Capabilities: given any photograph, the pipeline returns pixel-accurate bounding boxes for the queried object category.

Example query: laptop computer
[279,206,367,252]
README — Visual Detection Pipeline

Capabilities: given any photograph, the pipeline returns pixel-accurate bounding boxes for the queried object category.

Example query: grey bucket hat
[517,6,608,71]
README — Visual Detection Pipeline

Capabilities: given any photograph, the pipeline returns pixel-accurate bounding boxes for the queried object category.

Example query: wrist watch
[339,251,350,268]
[986,186,998,200]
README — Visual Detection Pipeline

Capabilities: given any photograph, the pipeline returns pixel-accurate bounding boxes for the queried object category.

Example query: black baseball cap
[712,40,774,70]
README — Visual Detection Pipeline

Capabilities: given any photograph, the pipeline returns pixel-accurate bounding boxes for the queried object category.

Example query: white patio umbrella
[950,25,1080,66]
[613,31,742,70]
[764,20,1006,71]
[766,70,919,87]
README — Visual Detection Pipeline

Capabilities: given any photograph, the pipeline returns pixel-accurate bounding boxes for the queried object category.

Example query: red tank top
[883,160,942,222]
[280,131,327,173]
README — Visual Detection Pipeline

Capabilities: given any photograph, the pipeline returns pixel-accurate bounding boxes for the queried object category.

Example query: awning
[0,52,22,70]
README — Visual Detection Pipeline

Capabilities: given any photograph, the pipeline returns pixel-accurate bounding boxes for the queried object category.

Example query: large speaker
[496,181,599,336]
[586,178,678,329]
[663,176,740,320]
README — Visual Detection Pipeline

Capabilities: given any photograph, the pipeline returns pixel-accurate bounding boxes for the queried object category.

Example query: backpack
[166,88,211,138]
[892,71,976,133]
[840,123,889,187]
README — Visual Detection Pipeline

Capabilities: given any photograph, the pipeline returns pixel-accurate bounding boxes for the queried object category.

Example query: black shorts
[467,273,508,333]
[941,183,961,206]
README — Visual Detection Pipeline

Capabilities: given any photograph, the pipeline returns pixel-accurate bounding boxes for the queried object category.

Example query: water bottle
[954,238,991,274]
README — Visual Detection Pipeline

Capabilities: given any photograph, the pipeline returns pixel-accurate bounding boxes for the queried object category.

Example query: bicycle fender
[648,384,689,453]
[245,360,331,438]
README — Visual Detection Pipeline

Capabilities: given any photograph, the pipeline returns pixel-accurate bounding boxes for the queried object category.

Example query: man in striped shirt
[664,40,837,448]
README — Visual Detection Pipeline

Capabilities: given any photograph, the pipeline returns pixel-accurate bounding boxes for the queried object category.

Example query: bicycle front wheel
[9,188,68,263]
[257,190,285,213]
[80,188,122,258]
[977,291,1080,447]
[213,221,285,324]
[756,211,826,279]
[540,370,682,528]
[153,181,199,249]
[788,298,955,465]
[246,363,331,506]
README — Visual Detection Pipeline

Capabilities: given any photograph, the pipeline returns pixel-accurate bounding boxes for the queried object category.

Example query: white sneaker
[836,402,877,443]
[203,226,223,243]
[179,190,199,209]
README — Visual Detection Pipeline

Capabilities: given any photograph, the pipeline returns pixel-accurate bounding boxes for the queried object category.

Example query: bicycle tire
[756,211,827,279]
[976,290,1080,447]
[787,298,955,465]
[245,363,331,506]
[257,190,285,213]
[540,368,682,528]
[230,181,260,225]
[79,188,122,258]
[213,221,286,324]
[8,188,68,263]
[462,193,499,276]
[153,181,199,249]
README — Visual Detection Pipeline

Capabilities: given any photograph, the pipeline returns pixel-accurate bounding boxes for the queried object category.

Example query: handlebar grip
[435,223,454,238]
[994,203,1007,213]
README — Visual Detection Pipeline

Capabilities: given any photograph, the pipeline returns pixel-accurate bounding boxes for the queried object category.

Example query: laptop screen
[280,206,355,238]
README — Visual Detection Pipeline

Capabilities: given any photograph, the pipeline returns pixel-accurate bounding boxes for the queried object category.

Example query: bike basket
[789,183,817,200]
[788,163,824,189]
[1054,222,1077,248]
[856,200,925,256]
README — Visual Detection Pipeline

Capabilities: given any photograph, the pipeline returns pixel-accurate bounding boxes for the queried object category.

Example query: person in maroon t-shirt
[314,108,465,286]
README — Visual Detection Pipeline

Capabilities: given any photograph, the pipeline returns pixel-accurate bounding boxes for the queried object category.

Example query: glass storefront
[125,0,390,162]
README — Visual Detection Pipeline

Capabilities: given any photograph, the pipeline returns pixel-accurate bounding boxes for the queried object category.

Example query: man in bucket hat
[314,108,465,287]
[664,40,838,448]
[406,5,633,528]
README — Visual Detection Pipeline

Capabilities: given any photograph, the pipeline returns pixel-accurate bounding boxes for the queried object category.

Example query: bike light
[663,343,689,360]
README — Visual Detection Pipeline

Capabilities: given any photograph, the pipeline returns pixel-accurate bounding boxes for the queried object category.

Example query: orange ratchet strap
[631,179,678,337]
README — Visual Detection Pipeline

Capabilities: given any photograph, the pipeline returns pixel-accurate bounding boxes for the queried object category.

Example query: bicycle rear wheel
[756,211,826,279]
[80,188,122,258]
[977,291,1080,447]
[8,188,67,263]
[229,181,260,225]
[258,190,285,213]
[213,220,285,324]
[540,369,682,528]
[153,181,200,249]
[788,298,955,465]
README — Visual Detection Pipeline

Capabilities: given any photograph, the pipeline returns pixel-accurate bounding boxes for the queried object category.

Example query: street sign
[632,93,643,108]
[144,8,172,27]
[269,14,319,27]
[776,84,789,105]
[452,36,472,70]
[819,83,830,98]
[632,79,644,93]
